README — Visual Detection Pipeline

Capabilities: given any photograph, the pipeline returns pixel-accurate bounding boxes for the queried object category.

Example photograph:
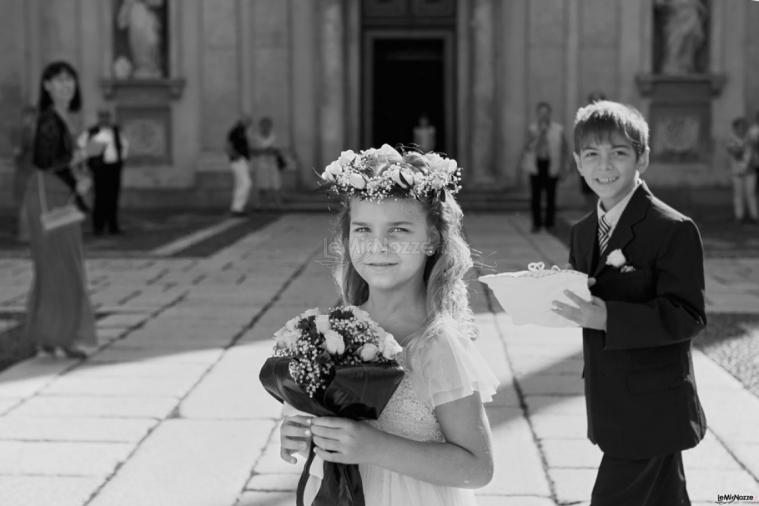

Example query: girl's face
[44,71,77,106]
[349,198,436,294]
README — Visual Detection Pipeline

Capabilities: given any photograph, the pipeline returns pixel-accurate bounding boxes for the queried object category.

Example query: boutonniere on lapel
[606,249,636,273]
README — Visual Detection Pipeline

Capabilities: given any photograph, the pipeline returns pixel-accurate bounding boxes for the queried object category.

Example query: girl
[25,61,98,359]
[280,145,498,505]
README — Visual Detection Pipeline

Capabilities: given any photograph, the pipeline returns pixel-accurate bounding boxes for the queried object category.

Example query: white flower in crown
[606,249,627,268]
[319,144,462,201]
[338,149,358,165]
[349,172,367,189]
[322,160,343,182]
[373,144,404,164]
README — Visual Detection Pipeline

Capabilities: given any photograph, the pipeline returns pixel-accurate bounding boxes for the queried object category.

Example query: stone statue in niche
[114,0,167,79]
[654,0,708,74]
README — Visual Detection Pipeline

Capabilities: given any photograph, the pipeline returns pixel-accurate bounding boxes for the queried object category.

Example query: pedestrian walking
[25,60,98,359]
[225,114,253,216]
[79,108,129,235]
[748,111,759,196]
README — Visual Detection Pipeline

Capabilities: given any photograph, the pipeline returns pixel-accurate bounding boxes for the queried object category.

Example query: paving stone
[89,419,273,506]
[41,375,198,398]
[729,443,759,479]
[530,413,588,439]
[685,469,759,502]
[96,313,150,329]
[481,407,551,496]
[520,374,584,396]
[0,417,158,443]
[524,395,586,417]
[10,395,178,419]
[86,345,223,367]
[180,342,283,420]
[682,431,742,470]
[0,440,133,476]
[0,397,20,415]
[245,473,299,492]
[550,468,596,504]
[0,476,103,506]
[0,358,72,398]
[235,491,294,506]
[541,439,602,469]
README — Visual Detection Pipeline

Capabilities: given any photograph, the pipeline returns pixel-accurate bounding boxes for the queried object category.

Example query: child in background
[727,117,758,224]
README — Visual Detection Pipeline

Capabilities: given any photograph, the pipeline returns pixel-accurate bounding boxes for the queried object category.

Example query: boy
[552,101,706,506]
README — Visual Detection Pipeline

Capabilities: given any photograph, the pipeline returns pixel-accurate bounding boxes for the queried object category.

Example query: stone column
[319,0,345,168]
[469,0,496,184]
[618,0,643,105]
[496,0,528,188]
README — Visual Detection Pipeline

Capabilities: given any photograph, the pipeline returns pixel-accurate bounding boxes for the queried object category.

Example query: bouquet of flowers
[259,305,404,506]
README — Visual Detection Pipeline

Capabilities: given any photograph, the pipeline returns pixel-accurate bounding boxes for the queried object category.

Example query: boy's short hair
[574,100,649,158]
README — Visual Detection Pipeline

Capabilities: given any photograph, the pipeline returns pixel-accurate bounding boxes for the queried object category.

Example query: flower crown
[320,144,462,201]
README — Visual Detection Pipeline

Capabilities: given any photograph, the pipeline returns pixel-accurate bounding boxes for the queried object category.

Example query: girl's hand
[310,417,382,465]
[279,415,312,464]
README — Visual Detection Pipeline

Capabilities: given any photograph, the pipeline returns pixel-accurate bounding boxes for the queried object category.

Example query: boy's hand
[552,289,607,331]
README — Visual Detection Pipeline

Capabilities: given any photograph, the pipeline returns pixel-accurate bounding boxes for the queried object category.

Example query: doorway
[362,32,454,155]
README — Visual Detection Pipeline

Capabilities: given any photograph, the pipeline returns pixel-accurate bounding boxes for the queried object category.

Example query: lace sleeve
[412,328,499,408]
[33,111,72,171]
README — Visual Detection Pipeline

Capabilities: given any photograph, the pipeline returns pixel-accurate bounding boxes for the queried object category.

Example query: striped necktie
[598,214,611,253]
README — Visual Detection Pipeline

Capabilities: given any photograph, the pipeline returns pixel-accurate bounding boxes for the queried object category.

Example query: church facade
[1,0,758,206]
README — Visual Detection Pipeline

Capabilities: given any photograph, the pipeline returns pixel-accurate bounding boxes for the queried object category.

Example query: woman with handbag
[24,61,97,359]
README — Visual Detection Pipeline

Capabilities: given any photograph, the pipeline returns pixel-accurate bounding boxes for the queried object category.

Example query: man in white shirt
[79,108,129,235]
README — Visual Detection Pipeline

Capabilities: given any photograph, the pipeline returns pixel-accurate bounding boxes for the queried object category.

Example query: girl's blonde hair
[329,151,477,349]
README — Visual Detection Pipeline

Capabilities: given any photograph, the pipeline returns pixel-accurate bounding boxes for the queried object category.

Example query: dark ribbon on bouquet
[296,442,364,506]
[259,357,404,506]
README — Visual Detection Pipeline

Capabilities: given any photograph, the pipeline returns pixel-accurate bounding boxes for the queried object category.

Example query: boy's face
[574,130,649,211]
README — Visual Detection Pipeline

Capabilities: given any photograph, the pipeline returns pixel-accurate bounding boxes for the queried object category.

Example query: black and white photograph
[1,1,759,505]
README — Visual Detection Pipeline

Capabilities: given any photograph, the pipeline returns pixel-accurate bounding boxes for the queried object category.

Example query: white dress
[358,327,499,506]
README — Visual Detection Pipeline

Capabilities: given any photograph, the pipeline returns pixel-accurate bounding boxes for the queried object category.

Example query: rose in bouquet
[259,305,404,506]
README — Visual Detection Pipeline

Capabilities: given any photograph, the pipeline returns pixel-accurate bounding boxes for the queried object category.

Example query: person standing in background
[727,117,758,224]
[79,108,129,235]
[10,105,37,241]
[225,114,253,216]
[522,101,568,233]
[25,60,97,359]
[747,111,759,196]
[413,113,436,152]
[253,116,283,210]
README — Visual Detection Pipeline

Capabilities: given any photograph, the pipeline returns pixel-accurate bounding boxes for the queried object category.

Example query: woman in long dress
[24,61,97,359]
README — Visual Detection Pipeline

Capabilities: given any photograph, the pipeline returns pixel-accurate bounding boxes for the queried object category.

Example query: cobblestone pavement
[0,213,757,505]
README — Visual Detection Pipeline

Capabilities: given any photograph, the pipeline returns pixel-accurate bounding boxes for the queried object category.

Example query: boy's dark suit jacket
[569,182,707,460]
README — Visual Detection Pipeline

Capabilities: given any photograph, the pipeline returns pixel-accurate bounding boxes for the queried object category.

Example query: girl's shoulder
[407,318,498,407]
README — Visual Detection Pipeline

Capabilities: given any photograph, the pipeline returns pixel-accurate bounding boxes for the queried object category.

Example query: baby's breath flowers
[272,305,403,398]
[320,144,462,201]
